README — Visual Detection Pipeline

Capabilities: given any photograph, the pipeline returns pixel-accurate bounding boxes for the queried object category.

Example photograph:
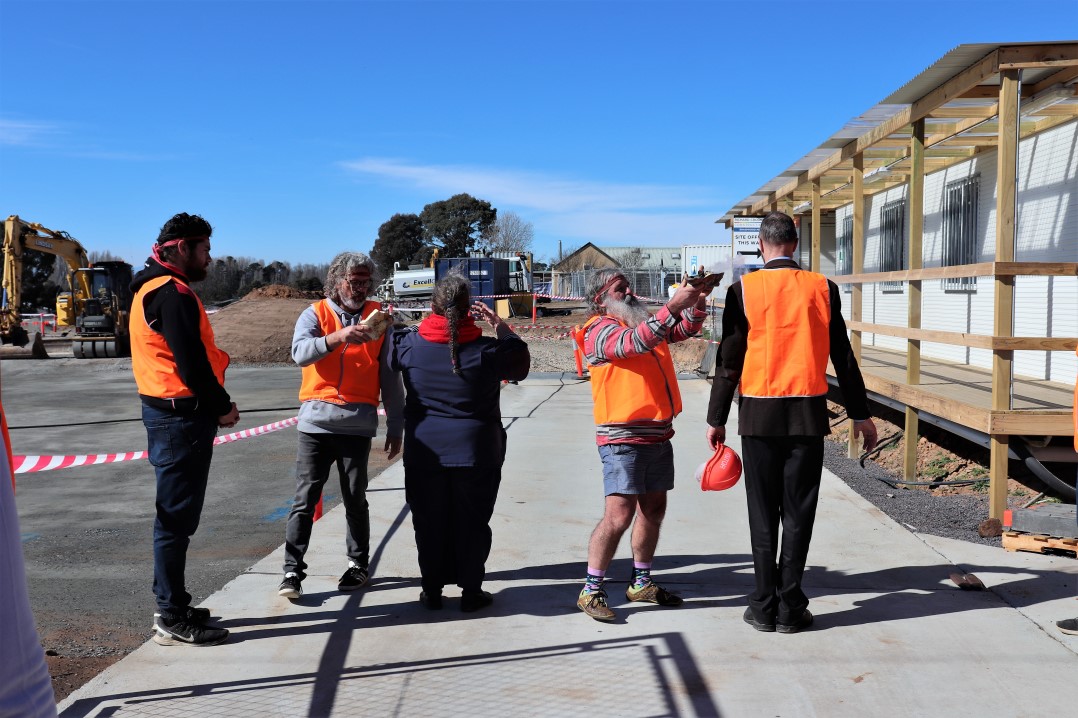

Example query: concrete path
[56,374,1078,717]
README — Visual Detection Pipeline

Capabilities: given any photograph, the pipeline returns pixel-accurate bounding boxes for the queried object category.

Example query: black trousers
[741,435,824,624]
[404,464,501,595]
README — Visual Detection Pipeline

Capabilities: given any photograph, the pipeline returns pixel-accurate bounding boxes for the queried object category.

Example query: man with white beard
[278,252,404,601]
[573,269,709,621]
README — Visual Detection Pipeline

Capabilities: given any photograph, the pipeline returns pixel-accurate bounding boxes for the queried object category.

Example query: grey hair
[585,268,626,316]
[323,251,375,303]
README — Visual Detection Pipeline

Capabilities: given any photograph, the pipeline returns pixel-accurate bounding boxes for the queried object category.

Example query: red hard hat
[696,444,742,491]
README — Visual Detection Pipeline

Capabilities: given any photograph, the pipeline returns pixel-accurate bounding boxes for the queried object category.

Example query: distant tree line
[370,193,534,278]
[191,257,328,303]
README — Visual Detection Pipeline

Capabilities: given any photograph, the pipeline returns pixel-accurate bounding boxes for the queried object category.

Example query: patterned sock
[581,568,606,595]
[631,562,653,590]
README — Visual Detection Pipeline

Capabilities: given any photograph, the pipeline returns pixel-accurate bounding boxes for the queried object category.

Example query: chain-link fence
[553,268,676,303]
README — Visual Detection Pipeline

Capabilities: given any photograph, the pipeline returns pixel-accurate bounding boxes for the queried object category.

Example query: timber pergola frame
[718,42,1078,519]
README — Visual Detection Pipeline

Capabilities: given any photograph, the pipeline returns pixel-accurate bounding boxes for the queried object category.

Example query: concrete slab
[57,374,1078,717]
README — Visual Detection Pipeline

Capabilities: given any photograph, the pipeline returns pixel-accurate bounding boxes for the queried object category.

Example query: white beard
[605,295,651,327]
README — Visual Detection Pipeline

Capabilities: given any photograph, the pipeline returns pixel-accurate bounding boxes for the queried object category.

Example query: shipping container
[680,244,734,299]
[435,258,512,311]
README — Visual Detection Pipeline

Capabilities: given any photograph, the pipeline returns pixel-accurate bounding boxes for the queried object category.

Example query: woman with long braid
[390,273,530,612]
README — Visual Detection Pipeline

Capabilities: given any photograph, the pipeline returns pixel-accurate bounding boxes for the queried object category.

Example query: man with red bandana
[573,269,709,621]
[131,212,238,647]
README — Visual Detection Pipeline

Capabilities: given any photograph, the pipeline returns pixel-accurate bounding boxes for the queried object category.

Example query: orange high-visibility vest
[575,316,682,425]
[298,299,383,406]
[131,275,229,399]
[739,269,830,398]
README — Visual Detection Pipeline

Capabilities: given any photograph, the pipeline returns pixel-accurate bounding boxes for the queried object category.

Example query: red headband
[594,275,627,304]
[152,235,207,277]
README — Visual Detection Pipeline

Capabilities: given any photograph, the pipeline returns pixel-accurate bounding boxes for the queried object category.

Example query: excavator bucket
[0,331,49,359]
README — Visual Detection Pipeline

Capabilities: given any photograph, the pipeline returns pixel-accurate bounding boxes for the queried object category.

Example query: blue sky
[0,0,1070,268]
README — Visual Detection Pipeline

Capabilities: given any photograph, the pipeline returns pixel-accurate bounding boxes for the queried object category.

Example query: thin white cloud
[0,118,60,146]
[341,157,714,213]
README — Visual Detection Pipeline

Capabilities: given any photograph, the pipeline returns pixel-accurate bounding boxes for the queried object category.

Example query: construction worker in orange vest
[707,211,878,634]
[277,252,404,602]
[574,268,710,622]
[131,213,239,648]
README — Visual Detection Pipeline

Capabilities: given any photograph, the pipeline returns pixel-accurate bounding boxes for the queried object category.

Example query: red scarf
[418,313,482,344]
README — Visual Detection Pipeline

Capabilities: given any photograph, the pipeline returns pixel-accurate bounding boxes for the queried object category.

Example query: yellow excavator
[1,215,133,358]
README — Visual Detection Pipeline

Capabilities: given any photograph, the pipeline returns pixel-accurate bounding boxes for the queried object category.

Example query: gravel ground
[822,438,998,546]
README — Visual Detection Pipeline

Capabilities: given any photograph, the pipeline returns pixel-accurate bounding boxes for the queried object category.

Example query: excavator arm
[2,215,91,345]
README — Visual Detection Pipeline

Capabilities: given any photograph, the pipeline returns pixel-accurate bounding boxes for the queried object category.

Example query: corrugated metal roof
[718,42,1078,225]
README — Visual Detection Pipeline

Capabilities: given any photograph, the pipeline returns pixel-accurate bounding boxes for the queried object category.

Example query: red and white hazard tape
[13,416,301,475]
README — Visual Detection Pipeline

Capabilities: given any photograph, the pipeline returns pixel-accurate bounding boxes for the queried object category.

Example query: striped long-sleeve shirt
[583,304,707,444]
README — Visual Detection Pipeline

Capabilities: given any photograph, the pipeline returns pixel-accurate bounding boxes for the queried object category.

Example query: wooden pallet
[1002,531,1078,556]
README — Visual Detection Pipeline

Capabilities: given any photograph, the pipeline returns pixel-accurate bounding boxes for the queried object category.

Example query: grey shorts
[598,441,675,496]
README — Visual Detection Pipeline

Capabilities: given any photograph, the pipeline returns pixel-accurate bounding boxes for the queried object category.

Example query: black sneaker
[1057,617,1078,635]
[151,606,211,631]
[278,573,303,599]
[153,616,229,647]
[338,563,369,591]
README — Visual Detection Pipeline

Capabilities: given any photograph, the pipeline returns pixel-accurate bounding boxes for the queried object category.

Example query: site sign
[732,217,763,255]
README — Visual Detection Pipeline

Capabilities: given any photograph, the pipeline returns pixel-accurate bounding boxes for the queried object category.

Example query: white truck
[375,264,435,301]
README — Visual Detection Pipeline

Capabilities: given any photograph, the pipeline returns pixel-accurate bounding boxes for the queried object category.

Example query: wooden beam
[904,119,925,485]
[997,43,1078,69]
[811,179,821,273]
[928,106,999,118]
[850,153,864,459]
[830,261,1078,285]
[1028,65,1078,94]
[990,69,1021,521]
[958,85,1032,99]
[844,321,1077,351]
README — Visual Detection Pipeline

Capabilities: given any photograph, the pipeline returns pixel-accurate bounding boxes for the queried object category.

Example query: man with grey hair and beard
[277,251,404,600]
[573,269,710,621]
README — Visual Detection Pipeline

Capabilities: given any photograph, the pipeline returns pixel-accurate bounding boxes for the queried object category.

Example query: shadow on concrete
[59,632,721,717]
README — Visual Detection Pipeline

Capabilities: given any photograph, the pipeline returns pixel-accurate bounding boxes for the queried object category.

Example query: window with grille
[837,215,853,292]
[942,175,978,290]
[879,200,905,291]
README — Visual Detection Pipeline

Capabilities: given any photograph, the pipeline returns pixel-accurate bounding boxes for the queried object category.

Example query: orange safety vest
[131,275,229,399]
[576,316,682,425]
[298,299,383,406]
[739,269,830,398]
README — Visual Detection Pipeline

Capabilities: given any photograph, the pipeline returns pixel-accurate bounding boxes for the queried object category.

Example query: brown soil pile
[208,286,318,363]
[244,285,323,300]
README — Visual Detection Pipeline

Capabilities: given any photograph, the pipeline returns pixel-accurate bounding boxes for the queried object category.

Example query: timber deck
[829,345,1074,437]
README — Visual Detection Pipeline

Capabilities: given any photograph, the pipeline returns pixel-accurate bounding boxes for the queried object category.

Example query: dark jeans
[283,432,372,581]
[405,464,502,595]
[143,404,218,621]
[741,435,824,625]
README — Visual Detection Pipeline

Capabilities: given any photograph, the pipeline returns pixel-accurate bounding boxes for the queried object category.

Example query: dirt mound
[243,284,323,300]
[209,294,314,364]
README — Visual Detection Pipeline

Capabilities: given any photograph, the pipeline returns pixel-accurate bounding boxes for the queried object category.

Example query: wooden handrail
[845,321,1077,351]
[830,261,1078,285]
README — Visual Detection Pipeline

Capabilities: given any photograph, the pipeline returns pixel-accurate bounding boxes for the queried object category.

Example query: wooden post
[903,120,925,484]
[811,179,822,273]
[848,154,865,458]
[990,69,1020,519]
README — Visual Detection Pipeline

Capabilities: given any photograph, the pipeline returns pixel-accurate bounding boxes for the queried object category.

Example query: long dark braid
[431,273,471,377]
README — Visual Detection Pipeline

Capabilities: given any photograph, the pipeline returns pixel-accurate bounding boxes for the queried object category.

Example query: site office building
[718,42,1078,518]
